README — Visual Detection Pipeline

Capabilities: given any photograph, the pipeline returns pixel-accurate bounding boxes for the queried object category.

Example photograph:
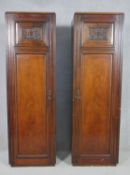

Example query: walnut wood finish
[72,13,124,165]
[6,12,56,166]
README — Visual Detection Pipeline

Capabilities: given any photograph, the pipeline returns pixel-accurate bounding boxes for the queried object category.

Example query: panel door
[72,13,124,165]
[6,12,56,166]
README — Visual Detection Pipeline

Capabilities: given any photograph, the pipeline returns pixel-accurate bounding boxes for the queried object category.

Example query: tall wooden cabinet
[72,13,124,165]
[6,12,56,166]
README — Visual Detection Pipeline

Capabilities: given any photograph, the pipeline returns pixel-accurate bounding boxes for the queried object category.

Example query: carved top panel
[16,22,48,47]
[22,27,41,40]
[81,23,114,48]
[88,27,108,41]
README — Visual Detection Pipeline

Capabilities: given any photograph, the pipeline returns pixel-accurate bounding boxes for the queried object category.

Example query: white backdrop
[0,0,130,151]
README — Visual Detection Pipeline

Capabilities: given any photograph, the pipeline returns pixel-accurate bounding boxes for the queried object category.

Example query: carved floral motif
[89,27,108,40]
[22,27,41,40]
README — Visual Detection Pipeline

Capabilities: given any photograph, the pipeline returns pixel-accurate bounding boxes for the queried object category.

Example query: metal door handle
[47,90,52,100]
[74,89,80,100]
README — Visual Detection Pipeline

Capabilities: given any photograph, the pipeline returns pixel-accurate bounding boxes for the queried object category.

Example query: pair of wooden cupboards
[6,12,124,166]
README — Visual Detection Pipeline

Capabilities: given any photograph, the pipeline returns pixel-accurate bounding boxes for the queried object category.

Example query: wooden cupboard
[72,13,124,165]
[6,12,56,166]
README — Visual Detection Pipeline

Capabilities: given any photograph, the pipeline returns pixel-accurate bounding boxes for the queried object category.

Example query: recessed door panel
[16,54,47,156]
[80,54,112,155]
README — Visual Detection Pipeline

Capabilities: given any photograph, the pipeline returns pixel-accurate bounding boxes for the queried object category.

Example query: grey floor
[0,150,129,175]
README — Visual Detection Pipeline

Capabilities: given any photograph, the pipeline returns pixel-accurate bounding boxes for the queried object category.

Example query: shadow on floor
[56,151,71,165]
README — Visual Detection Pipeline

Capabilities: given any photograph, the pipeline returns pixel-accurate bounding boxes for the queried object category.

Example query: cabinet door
[6,12,56,166]
[72,13,124,165]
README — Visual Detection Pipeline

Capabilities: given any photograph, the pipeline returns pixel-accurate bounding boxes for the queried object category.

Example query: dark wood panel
[72,13,124,166]
[6,12,56,166]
